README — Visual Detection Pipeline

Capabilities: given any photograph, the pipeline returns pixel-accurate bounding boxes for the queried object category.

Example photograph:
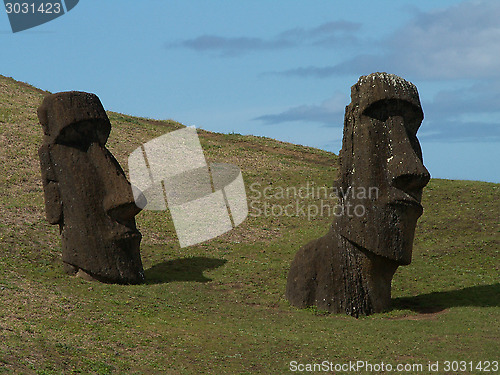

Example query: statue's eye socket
[54,120,108,149]
[363,99,423,134]
[54,122,97,150]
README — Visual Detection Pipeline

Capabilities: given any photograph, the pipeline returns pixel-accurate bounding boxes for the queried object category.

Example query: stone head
[336,73,430,265]
[38,92,143,283]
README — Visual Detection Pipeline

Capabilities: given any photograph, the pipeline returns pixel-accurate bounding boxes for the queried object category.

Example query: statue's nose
[88,143,142,224]
[386,116,430,198]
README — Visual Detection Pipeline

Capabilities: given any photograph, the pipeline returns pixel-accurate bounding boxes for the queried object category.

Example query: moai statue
[38,92,144,284]
[286,73,430,316]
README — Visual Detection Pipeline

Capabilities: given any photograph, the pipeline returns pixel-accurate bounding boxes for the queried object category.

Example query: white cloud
[277,0,500,80]
[253,93,347,126]
[167,21,361,57]
[259,1,500,143]
[386,0,500,79]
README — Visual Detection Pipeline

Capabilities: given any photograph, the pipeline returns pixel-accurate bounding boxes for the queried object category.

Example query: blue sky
[1,0,499,183]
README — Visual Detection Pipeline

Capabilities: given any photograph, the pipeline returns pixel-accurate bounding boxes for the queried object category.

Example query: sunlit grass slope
[0,75,498,374]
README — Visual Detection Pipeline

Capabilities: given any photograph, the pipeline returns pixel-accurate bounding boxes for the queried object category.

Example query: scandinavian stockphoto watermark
[248,181,378,220]
[3,0,79,33]
[128,126,248,248]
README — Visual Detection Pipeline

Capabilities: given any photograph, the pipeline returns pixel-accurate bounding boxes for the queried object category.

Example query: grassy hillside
[0,75,498,374]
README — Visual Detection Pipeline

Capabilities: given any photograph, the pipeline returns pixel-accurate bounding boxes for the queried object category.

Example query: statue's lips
[388,198,423,216]
[113,230,142,243]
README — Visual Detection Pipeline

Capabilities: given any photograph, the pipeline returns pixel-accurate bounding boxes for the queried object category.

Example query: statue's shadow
[391,283,500,313]
[145,257,227,284]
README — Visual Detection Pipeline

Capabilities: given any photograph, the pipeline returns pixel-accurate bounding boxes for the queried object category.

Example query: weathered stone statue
[286,73,430,316]
[38,92,144,284]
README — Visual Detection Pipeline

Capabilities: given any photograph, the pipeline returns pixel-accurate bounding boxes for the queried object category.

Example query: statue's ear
[38,144,63,225]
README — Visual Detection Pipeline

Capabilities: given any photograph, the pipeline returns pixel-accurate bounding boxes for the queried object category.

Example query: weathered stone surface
[286,73,430,316]
[38,91,144,284]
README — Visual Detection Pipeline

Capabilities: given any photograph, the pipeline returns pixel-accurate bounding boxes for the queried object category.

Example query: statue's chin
[337,202,420,265]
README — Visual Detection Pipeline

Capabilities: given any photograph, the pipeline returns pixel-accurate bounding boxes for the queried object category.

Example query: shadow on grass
[144,256,227,284]
[392,283,500,313]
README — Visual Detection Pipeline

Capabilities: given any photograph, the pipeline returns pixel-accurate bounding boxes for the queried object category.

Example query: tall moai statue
[38,91,145,284]
[286,73,430,316]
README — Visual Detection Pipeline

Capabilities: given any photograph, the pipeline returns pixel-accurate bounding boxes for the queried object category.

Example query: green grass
[0,75,498,374]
